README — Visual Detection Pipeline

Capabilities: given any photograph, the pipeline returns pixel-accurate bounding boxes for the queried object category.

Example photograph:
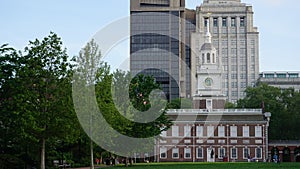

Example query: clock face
[205,78,213,87]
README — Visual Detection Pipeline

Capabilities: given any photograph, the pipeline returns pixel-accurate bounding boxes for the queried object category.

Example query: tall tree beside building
[236,83,300,140]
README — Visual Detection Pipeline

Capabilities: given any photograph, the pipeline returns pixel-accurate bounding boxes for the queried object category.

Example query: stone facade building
[258,71,300,92]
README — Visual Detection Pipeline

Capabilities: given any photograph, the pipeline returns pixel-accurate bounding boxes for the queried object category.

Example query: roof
[201,43,216,51]
[167,109,268,123]
[269,140,300,146]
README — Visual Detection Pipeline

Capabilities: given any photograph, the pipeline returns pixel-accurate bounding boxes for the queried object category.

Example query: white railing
[167,109,262,114]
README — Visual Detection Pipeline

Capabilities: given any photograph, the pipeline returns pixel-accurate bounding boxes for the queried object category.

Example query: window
[196,126,203,137]
[184,126,191,137]
[255,126,262,137]
[172,126,179,137]
[204,18,208,27]
[218,126,225,137]
[207,126,215,137]
[231,148,238,159]
[218,148,226,158]
[212,54,216,63]
[243,147,250,159]
[197,147,203,158]
[222,18,227,27]
[240,17,245,27]
[276,74,286,78]
[172,148,179,159]
[243,126,250,137]
[230,126,237,137]
[289,74,299,78]
[184,148,191,159]
[160,147,167,159]
[231,17,236,27]
[202,54,205,64]
[256,147,262,159]
[207,53,211,63]
[213,18,218,27]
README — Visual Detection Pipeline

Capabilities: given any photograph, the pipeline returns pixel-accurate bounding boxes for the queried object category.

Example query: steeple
[205,19,212,44]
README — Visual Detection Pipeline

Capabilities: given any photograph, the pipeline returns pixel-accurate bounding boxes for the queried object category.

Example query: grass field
[114,162,300,169]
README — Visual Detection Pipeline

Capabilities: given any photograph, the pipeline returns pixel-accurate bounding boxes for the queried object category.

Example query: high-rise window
[231,17,236,27]
[240,17,245,27]
[213,18,218,27]
[222,18,227,27]
[204,18,208,27]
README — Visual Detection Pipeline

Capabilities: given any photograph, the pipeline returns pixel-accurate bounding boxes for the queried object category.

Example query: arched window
[202,54,205,64]
[207,53,211,63]
[212,53,215,63]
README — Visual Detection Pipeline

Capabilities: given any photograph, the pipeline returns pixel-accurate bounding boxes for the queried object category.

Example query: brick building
[156,109,270,162]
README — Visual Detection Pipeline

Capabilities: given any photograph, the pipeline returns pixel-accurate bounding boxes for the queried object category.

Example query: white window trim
[231,148,238,159]
[255,147,262,159]
[160,147,167,159]
[207,126,215,137]
[243,148,250,159]
[243,126,250,137]
[184,148,192,159]
[230,126,237,137]
[184,126,191,137]
[255,126,262,138]
[196,147,203,159]
[196,126,203,137]
[218,147,226,159]
[172,126,179,137]
[172,148,179,159]
[218,126,225,137]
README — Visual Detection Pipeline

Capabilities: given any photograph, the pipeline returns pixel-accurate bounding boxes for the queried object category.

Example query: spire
[205,19,212,43]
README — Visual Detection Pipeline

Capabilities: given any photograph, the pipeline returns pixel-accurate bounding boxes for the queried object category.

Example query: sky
[1,0,299,72]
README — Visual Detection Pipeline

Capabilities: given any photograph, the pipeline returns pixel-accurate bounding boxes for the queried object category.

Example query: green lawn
[114,162,300,169]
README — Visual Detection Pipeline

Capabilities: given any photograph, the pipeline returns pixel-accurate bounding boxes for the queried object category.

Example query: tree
[72,39,111,169]
[236,83,300,140]
[7,32,78,169]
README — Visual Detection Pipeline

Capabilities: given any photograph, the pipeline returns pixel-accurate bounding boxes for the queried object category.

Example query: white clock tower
[193,19,226,110]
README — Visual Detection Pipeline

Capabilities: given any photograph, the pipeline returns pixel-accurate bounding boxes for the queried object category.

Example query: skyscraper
[191,0,259,102]
[130,0,259,102]
[130,0,196,101]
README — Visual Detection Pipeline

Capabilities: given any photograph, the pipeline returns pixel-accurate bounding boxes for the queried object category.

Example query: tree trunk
[41,137,46,169]
[90,138,94,169]
[125,157,128,167]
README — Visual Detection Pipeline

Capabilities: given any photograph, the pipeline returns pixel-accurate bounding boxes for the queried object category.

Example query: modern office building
[258,71,300,92]
[191,0,260,102]
[130,0,260,102]
[130,0,196,101]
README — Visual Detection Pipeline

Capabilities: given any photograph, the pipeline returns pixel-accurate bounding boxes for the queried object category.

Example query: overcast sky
[1,0,299,72]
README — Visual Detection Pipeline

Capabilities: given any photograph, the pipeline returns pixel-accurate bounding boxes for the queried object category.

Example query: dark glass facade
[130,11,181,100]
